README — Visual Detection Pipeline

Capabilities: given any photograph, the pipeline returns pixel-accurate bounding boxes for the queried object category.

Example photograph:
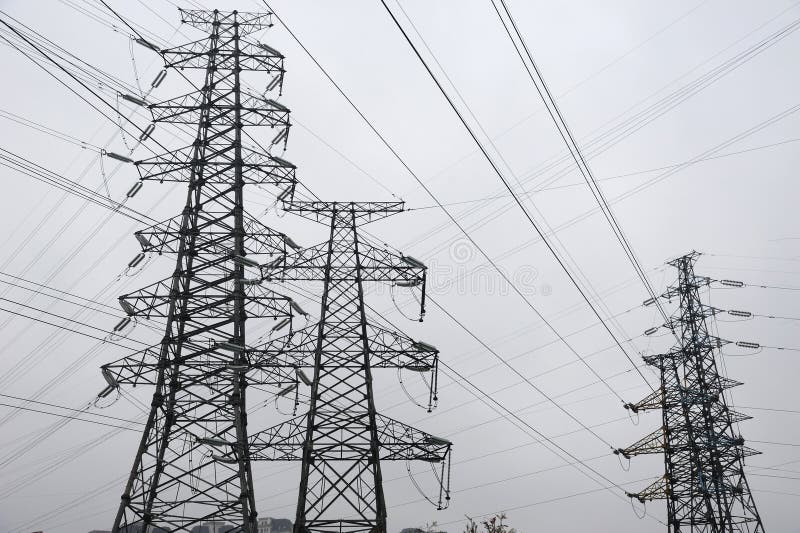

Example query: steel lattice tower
[100,9,300,532]
[617,251,764,532]
[246,202,452,533]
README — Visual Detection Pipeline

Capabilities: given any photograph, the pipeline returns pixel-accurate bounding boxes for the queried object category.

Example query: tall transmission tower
[247,201,452,533]
[616,251,764,532]
[99,9,301,532]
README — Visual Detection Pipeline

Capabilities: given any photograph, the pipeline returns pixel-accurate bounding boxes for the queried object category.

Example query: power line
[751,440,800,448]
[397,9,800,273]
[0,106,104,151]
[471,99,800,275]
[263,263,641,510]
[426,477,661,528]
[255,4,659,474]
[392,1,644,363]
[740,406,800,415]
[378,305,646,417]
[489,0,674,338]
[272,0,648,417]
[364,309,639,510]
[380,0,652,392]
[0,17,146,142]
[0,147,152,223]
[406,138,800,210]
[0,393,144,425]
[427,295,615,448]
[0,11,193,163]
[0,9,138,96]
[0,271,121,315]
[714,278,800,291]
[0,300,146,350]
[0,401,139,432]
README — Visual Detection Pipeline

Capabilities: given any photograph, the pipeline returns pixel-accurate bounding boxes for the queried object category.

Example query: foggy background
[0,0,798,531]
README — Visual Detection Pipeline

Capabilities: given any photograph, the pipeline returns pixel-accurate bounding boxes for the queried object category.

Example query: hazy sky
[0,1,799,532]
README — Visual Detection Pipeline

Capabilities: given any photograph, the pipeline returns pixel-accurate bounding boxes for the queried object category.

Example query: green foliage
[463,513,516,533]
[401,521,444,533]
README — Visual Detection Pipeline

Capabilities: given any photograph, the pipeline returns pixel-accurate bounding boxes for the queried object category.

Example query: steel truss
[247,202,451,533]
[617,252,764,532]
[102,9,298,532]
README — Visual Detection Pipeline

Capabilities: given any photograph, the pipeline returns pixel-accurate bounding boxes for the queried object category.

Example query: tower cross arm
[626,475,669,503]
[623,387,664,413]
[100,344,163,387]
[376,414,451,462]
[102,339,298,390]
[135,145,296,187]
[149,91,290,128]
[614,427,666,458]
[262,239,427,285]
[179,9,274,35]
[248,413,451,463]
[162,38,285,71]
[248,414,306,461]
[119,276,295,320]
[133,211,293,256]
[247,323,439,372]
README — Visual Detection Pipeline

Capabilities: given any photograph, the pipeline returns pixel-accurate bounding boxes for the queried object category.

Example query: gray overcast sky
[0,0,799,531]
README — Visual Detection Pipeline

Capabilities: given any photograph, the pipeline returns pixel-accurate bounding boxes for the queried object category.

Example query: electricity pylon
[616,251,764,532]
[99,9,301,532]
[246,201,452,533]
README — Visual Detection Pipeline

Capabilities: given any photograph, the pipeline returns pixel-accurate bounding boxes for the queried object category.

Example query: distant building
[117,525,167,533]
[189,522,234,533]
[257,517,293,533]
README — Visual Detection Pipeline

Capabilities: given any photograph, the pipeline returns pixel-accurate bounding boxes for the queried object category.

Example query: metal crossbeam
[283,200,404,224]
[249,414,450,463]
[150,90,290,129]
[249,322,438,371]
[163,38,284,71]
[179,8,274,35]
[136,145,296,186]
[133,211,293,257]
[261,238,427,287]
